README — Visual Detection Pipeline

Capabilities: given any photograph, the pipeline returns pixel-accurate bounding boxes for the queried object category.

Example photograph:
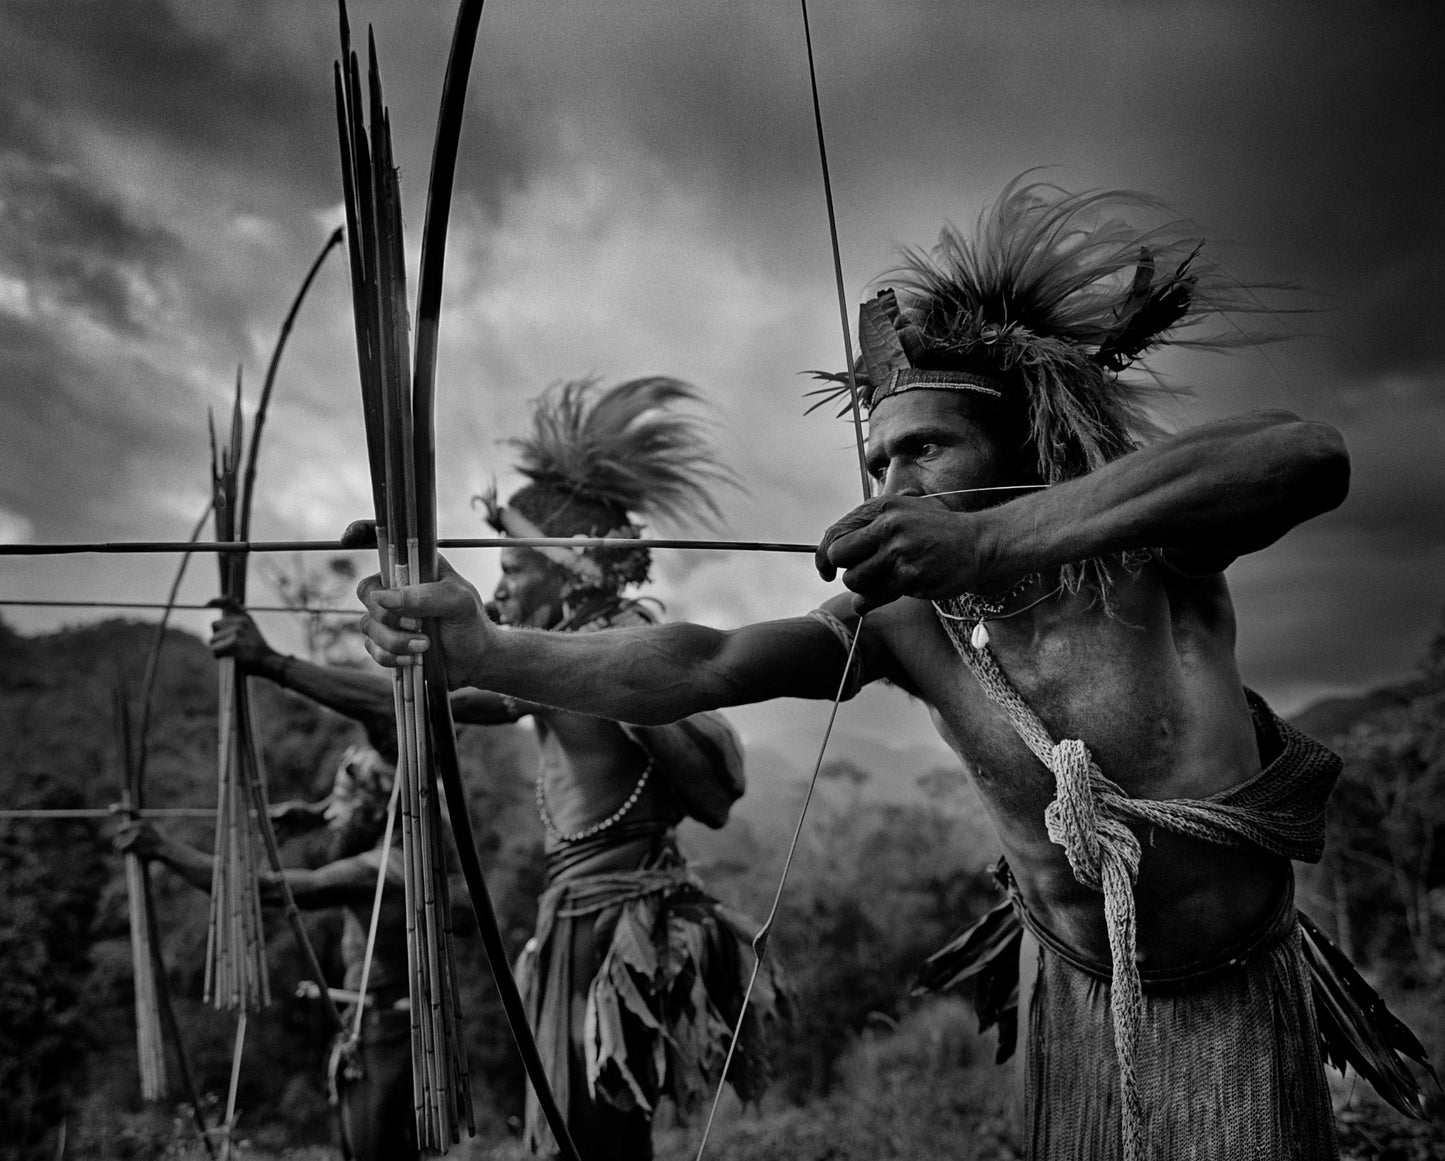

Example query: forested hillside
[2,612,1442,1160]
[0,616,549,1157]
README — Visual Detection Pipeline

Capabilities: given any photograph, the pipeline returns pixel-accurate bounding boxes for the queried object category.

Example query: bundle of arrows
[333,12,474,1148]
[204,385,272,1013]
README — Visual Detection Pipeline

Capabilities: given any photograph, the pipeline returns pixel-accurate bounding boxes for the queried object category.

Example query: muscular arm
[626,714,745,829]
[356,552,896,724]
[255,856,384,910]
[120,822,381,908]
[472,615,861,725]
[118,823,468,923]
[820,410,1349,603]
[989,410,1349,575]
[216,614,523,727]
[252,651,397,734]
[266,653,526,726]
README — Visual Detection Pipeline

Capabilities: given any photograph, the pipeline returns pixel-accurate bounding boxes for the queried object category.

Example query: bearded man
[355,179,1432,1160]
[117,745,431,1161]
[213,377,780,1161]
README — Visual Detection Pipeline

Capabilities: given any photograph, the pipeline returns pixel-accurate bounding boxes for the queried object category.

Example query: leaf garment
[515,840,786,1155]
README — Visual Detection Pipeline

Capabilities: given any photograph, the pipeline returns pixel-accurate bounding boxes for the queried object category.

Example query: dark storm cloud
[0,0,552,553]
[0,1,332,202]
[1137,9,1443,384]
[462,3,1440,368]
[0,311,199,540]
[0,155,184,336]
[0,2,330,356]
[1,0,1437,717]
[0,2,540,223]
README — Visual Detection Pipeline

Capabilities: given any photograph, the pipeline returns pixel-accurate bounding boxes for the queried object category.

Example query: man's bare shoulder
[813,591,944,691]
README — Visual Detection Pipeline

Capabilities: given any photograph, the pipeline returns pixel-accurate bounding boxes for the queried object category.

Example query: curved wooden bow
[334,1,582,1155]
[693,4,873,1156]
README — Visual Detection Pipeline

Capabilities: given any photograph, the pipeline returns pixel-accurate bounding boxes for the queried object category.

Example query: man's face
[864,391,1021,510]
[324,780,383,857]
[323,748,391,856]
[492,546,567,628]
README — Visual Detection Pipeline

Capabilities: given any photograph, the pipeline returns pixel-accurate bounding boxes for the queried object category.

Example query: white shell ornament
[970,621,990,649]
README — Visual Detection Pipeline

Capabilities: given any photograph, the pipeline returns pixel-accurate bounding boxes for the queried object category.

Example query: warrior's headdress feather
[810,174,1281,485]
[479,376,737,601]
[508,375,733,532]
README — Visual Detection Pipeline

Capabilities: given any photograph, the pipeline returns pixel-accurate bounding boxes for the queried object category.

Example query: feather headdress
[478,376,736,600]
[811,174,1280,485]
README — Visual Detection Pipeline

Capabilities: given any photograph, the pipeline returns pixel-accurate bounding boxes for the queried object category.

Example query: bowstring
[693,3,869,1155]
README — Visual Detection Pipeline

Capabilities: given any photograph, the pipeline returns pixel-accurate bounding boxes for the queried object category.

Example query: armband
[806,608,865,700]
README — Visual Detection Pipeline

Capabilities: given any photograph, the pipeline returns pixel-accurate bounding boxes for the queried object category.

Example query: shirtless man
[353,181,1403,1159]
[117,745,427,1161]
[216,377,780,1161]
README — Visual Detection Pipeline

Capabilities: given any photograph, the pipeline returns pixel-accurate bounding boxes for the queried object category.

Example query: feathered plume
[506,376,735,533]
[478,376,739,602]
[810,174,1283,485]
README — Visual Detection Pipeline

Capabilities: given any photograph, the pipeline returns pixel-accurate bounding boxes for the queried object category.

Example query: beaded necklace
[535,755,654,844]
[531,599,661,843]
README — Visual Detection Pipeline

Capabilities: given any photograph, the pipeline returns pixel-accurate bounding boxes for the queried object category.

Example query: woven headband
[858,292,1006,409]
[869,367,1004,408]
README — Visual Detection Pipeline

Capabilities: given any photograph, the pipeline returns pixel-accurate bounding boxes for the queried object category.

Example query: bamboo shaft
[0,535,818,557]
[333,8,500,1145]
[219,1010,248,1161]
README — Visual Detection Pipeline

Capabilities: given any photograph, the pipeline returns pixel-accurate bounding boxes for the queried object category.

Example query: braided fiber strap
[933,600,1339,1161]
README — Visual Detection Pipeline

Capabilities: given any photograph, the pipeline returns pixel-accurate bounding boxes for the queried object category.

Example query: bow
[333,2,581,1154]
[117,199,343,1154]
[693,4,873,1155]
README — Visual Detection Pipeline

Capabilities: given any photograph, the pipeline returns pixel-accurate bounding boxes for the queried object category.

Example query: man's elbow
[1290,418,1350,517]
[1252,411,1349,517]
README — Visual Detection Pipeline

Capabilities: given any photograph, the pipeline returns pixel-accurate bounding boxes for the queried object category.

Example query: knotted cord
[934,599,1335,1161]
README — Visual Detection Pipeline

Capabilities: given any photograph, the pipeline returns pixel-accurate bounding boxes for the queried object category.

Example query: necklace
[933,573,1059,649]
[535,755,654,843]
[949,572,1037,619]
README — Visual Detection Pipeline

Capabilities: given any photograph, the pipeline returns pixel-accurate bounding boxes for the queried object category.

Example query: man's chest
[884,600,1188,811]
[534,715,665,826]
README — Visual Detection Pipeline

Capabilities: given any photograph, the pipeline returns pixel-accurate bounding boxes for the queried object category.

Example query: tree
[760,779,1001,1099]
[261,553,369,666]
[1330,691,1445,982]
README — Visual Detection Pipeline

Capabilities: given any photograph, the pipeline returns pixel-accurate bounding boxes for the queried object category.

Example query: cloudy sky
[0,0,1440,760]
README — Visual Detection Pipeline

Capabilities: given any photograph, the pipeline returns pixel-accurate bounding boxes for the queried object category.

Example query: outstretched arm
[818,410,1348,608]
[212,612,524,728]
[212,613,396,735]
[116,822,216,893]
[116,821,410,911]
[357,557,880,725]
